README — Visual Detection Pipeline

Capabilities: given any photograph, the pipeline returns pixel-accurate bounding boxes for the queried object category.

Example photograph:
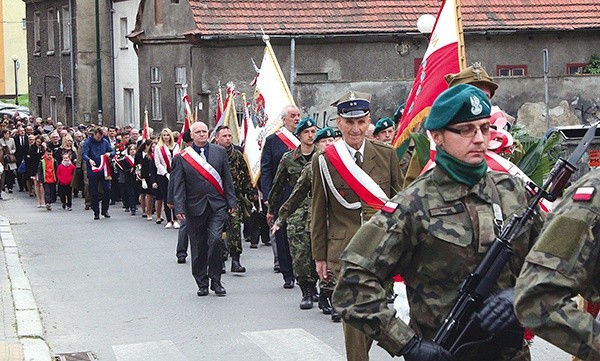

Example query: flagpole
[455,0,467,69]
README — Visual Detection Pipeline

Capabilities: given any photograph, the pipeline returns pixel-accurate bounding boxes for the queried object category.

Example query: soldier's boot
[310,283,319,303]
[299,283,314,310]
[330,307,341,323]
[318,290,333,315]
[231,253,246,273]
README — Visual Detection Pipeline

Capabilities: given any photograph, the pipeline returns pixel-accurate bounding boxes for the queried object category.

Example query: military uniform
[269,147,316,286]
[224,145,253,271]
[515,169,600,361]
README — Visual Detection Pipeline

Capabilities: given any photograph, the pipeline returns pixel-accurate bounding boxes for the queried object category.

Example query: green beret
[373,117,395,135]
[334,129,342,138]
[424,84,492,131]
[294,116,317,135]
[314,127,336,142]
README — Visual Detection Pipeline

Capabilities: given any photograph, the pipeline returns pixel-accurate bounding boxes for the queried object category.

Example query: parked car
[0,103,30,120]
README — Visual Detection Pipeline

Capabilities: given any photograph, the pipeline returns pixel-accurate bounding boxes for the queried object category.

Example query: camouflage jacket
[515,170,600,361]
[275,161,312,227]
[226,145,254,213]
[333,166,543,357]
[268,146,314,215]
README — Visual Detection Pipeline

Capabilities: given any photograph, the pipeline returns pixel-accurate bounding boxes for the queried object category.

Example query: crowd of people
[1,61,598,361]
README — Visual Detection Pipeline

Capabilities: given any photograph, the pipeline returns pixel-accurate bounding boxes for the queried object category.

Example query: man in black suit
[260,104,300,288]
[13,127,29,192]
[172,121,237,297]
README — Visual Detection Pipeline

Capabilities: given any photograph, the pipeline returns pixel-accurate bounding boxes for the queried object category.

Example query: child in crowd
[38,147,57,211]
[56,152,75,210]
[121,144,139,216]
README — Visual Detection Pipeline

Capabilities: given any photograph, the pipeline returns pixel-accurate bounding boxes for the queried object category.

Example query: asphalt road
[0,191,571,361]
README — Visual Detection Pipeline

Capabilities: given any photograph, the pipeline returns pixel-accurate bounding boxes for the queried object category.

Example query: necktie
[355,151,362,167]
[200,147,206,161]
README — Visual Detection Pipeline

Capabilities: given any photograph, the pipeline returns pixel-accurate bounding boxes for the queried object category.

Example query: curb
[0,217,53,361]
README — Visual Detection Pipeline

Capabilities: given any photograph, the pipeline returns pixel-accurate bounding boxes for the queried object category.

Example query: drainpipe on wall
[69,0,76,127]
[289,38,295,96]
[108,0,116,126]
[95,0,103,125]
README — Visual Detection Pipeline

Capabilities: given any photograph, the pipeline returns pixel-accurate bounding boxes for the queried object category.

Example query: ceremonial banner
[393,0,466,149]
[177,86,194,147]
[243,35,296,186]
[142,109,150,140]
[222,90,242,146]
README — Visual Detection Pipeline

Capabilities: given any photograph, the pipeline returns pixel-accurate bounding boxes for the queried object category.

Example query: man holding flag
[311,91,402,360]
[82,127,115,220]
[260,104,301,285]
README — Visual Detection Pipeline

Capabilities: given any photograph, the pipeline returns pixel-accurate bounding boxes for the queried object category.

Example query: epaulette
[369,139,394,150]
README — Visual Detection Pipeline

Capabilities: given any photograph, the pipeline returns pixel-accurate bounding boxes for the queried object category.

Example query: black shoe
[102,212,111,218]
[331,308,341,322]
[244,237,251,243]
[263,241,271,246]
[273,264,280,273]
[197,287,209,296]
[283,279,295,289]
[177,257,186,264]
[310,285,319,303]
[299,284,314,310]
[109,200,116,205]
[94,214,100,220]
[8,189,12,194]
[318,292,333,315]
[211,281,226,296]
[85,205,91,210]
[221,261,226,274]
[231,256,246,273]
[250,243,258,249]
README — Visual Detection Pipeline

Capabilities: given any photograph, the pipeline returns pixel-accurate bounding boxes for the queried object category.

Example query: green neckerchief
[435,146,487,187]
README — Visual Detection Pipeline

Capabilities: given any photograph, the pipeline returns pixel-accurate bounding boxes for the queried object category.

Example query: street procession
[0,0,599,360]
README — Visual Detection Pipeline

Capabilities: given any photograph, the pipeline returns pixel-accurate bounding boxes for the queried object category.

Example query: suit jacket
[311,139,403,275]
[14,135,29,163]
[260,132,295,199]
[171,143,237,217]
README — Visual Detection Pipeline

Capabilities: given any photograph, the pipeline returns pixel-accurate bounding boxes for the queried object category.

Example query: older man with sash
[172,122,237,297]
[311,91,403,360]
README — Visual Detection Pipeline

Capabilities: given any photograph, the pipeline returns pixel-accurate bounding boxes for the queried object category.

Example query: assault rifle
[433,123,598,359]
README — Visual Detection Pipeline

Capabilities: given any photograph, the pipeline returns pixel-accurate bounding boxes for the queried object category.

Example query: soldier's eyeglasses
[443,124,495,138]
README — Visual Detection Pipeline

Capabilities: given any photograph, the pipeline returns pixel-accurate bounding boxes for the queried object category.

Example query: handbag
[17,160,26,174]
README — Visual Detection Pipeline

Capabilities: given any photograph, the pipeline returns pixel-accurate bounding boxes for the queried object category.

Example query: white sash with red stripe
[180,147,225,197]
[275,128,300,150]
[91,154,112,179]
[320,140,397,212]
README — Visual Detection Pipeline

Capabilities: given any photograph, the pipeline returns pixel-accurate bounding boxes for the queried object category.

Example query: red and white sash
[275,128,300,150]
[323,140,397,211]
[91,154,112,179]
[180,147,225,197]
[160,145,172,172]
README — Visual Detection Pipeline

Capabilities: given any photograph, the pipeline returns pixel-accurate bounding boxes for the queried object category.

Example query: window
[566,63,589,75]
[414,57,423,77]
[496,65,527,77]
[33,12,41,54]
[37,95,43,117]
[22,18,26,30]
[175,67,187,123]
[154,0,163,25]
[119,17,128,49]
[171,0,179,3]
[49,96,57,121]
[151,87,162,120]
[47,8,55,54]
[61,6,70,52]
[150,66,161,83]
[124,89,134,125]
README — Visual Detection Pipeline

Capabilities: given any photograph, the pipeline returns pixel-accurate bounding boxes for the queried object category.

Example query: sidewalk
[0,216,52,361]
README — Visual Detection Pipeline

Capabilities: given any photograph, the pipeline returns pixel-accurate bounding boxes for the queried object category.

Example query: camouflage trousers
[287,208,318,284]
[226,211,243,256]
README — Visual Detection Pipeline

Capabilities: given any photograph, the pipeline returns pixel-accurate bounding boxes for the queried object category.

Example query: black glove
[401,336,455,361]
[477,288,517,334]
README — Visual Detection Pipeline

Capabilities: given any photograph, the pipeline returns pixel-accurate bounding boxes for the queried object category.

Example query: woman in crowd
[59,134,77,162]
[0,129,17,193]
[140,140,158,221]
[154,128,179,228]
[27,135,45,207]
[25,135,36,196]
[121,143,139,216]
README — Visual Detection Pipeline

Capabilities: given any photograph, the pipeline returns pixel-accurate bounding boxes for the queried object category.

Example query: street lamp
[11,55,19,106]
[417,14,436,40]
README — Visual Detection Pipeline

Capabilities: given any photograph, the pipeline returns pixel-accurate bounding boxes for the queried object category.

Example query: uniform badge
[572,187,596,202]
[381,201,398,214]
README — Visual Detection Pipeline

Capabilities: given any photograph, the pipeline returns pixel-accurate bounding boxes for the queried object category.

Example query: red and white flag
[393,0,465,148]
[142,108,150,140]
[177,85,194,147]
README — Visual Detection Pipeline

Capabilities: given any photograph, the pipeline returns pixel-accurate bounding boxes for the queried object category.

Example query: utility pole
[95,0,103,124]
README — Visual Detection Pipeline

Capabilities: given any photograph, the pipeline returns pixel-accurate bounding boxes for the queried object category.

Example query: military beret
[294,116,317,135]
[331,91,371,118]
[373,117,395,135]
[334,129,342,138]
[424,84,492,131]
[445,62,498,98]
[314,127,336,142]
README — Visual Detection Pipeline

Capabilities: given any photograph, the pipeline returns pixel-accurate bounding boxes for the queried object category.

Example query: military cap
[445,62,498,98]
[334,129,342,138]
[314,127,336,142]
[294,116,317,135]
[424,84,492,131]
[373,117,395,135]
[331,91,371,118]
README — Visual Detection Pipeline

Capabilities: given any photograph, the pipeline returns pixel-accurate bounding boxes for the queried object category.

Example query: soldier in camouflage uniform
[215,125,254,273]
[273,127,336,312]
[268,117,318,309]
[333,85,543,361]
[515,168,600,361]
